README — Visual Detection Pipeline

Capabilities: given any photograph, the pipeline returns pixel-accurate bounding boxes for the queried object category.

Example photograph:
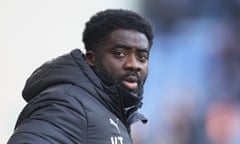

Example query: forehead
[106,29,150,49]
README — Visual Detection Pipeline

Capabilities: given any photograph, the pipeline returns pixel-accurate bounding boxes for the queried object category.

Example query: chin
[124,87,138,95]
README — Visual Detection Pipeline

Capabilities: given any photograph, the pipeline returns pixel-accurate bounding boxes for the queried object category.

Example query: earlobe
[86,51,95,66]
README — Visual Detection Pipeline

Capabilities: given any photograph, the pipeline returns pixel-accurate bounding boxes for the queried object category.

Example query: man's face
[86,29,150,94]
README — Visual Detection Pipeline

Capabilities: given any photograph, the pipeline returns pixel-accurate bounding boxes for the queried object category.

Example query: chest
[84,102,132,144]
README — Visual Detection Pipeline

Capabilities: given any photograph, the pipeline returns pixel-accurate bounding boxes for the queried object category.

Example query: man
[8,9,153,144]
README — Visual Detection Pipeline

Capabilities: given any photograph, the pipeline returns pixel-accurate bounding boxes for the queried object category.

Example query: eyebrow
[112,43,149,53]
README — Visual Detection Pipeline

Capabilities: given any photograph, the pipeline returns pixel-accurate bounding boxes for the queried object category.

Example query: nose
[124,54,141,71]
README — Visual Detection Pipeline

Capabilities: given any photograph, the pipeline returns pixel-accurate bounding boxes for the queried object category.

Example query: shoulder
[26,84,88,113]
[11,84,89,143]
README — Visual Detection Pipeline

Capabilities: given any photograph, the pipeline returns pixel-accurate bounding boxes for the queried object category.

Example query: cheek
[100,57,124,77]
[144,68,148,76]
[103,60,123,74]
[105,66,123,84]
[141,64,148,78]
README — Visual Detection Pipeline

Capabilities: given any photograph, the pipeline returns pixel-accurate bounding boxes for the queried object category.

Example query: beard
[91,56,146,107]
[92,57,145,95]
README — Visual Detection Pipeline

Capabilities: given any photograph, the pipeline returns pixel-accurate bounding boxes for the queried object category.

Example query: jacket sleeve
[7,90,88,144]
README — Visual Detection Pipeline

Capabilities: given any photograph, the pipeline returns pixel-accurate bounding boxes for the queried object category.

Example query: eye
[113,51,126,58]
[137,52,149,62]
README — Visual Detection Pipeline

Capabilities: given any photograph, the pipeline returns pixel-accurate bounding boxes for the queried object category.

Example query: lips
[121,76,138,91]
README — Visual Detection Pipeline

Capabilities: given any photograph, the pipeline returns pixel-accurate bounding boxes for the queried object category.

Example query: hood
[22,49,100,102]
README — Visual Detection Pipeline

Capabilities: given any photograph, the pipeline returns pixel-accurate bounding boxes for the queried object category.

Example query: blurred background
[2,0,240,144]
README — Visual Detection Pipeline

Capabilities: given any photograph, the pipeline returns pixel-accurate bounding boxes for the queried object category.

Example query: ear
[86,50,96,66]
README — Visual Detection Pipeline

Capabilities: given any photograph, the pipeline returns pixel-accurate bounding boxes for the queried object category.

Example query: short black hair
[82,9,154,51]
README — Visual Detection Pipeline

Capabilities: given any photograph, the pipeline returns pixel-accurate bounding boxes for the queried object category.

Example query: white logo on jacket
[109,118,120,133]
[109,118,123,144]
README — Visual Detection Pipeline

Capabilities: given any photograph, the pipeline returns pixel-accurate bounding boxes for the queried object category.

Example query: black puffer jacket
[8,49,147,144]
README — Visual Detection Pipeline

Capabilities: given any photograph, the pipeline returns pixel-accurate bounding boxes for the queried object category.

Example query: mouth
[121,76,138,91]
